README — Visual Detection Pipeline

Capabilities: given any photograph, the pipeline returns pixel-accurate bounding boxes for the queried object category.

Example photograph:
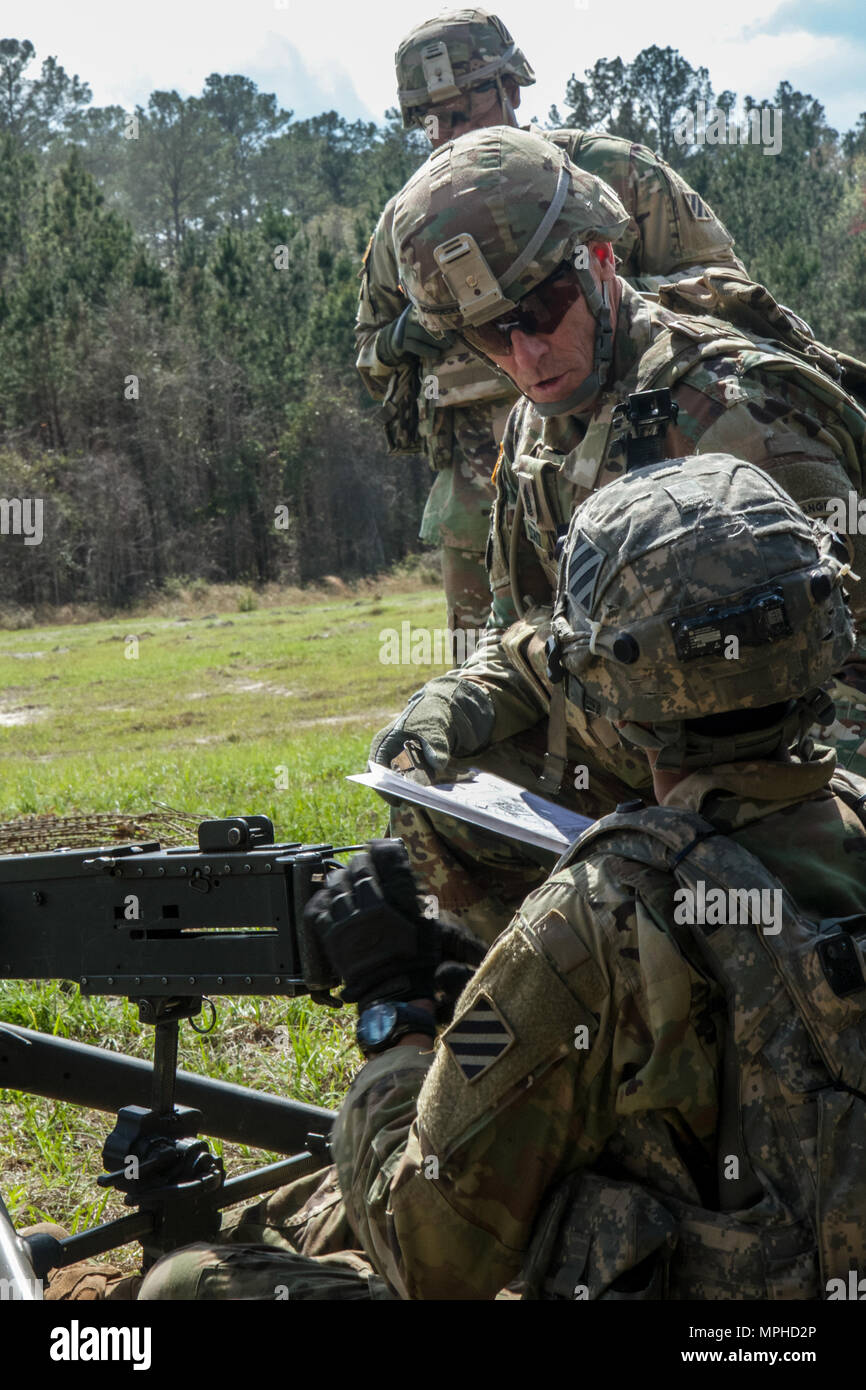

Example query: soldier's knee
[138,1243,219,1300]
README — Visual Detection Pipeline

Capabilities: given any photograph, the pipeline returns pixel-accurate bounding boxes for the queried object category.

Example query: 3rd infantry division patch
[443,992,515,1083]
[567,530,605,613]
[684,191,711,220]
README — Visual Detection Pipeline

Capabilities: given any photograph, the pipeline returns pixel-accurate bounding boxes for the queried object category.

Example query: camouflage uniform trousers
[136,1153,524,1300]
[822,668,866,777]
[137,1162,394,1301]
[390,722,652,945]
[439,545,492,633]
[422,401,512,632]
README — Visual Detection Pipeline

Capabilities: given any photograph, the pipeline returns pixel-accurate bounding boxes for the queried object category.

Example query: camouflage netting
[0,805,208,854]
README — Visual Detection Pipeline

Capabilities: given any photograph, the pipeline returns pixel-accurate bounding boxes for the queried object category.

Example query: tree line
[0,37,862,610]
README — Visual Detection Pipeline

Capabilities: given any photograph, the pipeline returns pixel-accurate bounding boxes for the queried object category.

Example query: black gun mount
[0,815,355,1290]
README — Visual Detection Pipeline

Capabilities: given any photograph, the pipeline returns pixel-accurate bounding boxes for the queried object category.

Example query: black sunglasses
[415,80,500,132]
[461,263,583,356]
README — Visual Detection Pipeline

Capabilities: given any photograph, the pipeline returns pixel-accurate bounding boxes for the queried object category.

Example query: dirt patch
[293,707,397,728]
[187,678,298,701]
[0,704,49,726]
[229,679,296,697]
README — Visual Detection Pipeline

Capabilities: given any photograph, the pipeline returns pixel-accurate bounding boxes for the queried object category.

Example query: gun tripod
[17,996,331,1285]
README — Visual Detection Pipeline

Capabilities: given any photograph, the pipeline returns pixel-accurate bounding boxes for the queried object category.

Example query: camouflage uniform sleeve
[674,360,866,772]
[355,196,407,401]
[672,362,866,623]
[550,130,746,286]
[332,859,720,1299]
[626,148,747,284]
[373,406,553,749]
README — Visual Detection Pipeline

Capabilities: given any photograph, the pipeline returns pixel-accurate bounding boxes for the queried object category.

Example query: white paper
[348,763,593,856]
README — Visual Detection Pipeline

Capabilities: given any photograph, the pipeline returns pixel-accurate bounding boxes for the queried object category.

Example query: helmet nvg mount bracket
[395,9,536,129]
[392,127,631,414]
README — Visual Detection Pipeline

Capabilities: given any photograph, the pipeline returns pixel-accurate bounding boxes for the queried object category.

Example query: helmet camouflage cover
[392,127,630,335]
[551,453,857,741]
[395,8,535,128]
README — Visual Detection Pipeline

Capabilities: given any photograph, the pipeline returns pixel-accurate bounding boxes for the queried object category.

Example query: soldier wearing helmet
[137,456,866,1301]
[369,127,866,943]
[356,8,746,632]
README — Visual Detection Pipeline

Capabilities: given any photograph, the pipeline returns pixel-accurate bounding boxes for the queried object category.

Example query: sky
[6,0,866,135]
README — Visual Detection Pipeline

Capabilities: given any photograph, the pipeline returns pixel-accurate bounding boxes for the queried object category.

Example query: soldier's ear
[506,78,521,109]
[591,244,617,285]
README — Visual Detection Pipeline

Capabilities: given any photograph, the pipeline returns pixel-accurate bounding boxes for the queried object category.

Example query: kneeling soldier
[138,453,866,1299]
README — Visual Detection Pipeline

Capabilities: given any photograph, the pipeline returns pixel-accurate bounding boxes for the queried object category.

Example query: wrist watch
[356,1001,436,1058]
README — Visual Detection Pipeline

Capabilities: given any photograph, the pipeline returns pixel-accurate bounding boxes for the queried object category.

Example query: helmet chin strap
[533,279,614,418]
[533,372,600,418]
[616,693,827,772]
[494,75,519,128]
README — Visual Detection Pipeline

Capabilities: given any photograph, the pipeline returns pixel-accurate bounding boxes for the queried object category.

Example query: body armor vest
[524,771,866,1300]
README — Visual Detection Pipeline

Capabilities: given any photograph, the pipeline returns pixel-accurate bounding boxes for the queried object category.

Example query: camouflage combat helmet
[548,453,858,770]
[392,127,631,413]
[395,9,535,130]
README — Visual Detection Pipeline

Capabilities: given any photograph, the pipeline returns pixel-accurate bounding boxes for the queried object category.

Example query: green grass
[0,579,454,1247]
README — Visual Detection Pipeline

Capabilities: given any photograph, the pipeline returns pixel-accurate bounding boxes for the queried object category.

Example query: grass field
[0,573,454,1248]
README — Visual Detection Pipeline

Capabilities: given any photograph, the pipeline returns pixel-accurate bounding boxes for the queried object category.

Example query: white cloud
[4,0,863,131]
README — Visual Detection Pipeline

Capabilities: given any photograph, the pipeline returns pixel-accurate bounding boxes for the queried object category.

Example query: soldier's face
[479,255,620,412]
[421,78,520,148]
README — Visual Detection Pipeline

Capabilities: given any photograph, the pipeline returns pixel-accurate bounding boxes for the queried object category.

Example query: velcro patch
[663,479,711,512]
[684,192,711,221]
[533,909,591,974]
[442,991,515,1083]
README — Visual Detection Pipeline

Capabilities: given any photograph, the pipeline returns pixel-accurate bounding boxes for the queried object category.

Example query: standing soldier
[356,8,746,632]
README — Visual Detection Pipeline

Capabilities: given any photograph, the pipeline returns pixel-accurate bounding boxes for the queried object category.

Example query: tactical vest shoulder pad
[643,305,866,420]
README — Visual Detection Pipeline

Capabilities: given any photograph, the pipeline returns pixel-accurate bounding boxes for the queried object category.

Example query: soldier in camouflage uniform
[138,454,866,1299]
[369,126,866,943]
[357,8,745,630]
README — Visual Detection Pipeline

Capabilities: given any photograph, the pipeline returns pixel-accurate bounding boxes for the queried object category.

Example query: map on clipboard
[347,763,593,857]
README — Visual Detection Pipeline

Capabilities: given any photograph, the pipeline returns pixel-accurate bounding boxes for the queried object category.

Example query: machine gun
[0,814,355,1299]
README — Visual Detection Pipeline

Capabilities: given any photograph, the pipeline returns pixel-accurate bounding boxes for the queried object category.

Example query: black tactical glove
[431,916,488,1025]
[376,304,456,367]
[303,841,486,1011]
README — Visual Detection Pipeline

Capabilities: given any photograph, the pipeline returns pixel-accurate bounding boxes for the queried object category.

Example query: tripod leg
[152,1018,179,1116]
